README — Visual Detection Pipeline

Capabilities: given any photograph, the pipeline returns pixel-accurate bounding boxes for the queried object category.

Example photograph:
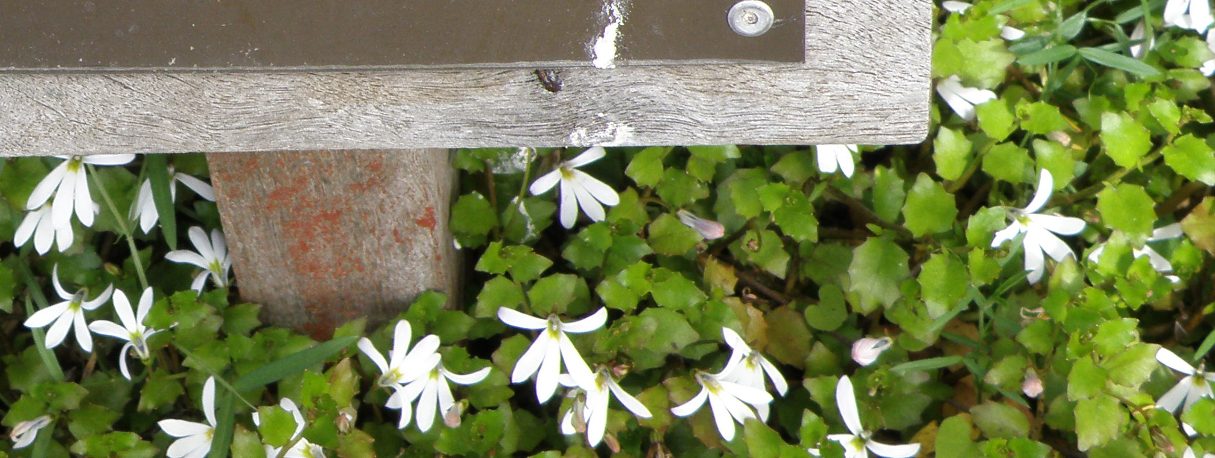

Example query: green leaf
[847,236,910,313]
[890,356,962,374]
[656,168,708,207]
[1018,101,1071,134]
[475,276,524,318]
[256,405,298,448]
[774,189,819,243]
[1096,184,1156,239]
[231,426,268,458]
[647,213,701,256]
[1079,47,1162,78]
[1017,44,1077,66]
[233,336,357,392]
[1032,139,1076,189]
[146,154,178,250]
[526,274,578,315]
[651,272,706,312]
[982,142,1034,184]
[936,414,979,457]
[957,39,1017,88]
[562,222,613,270]
[139,369,184,411]
[1105,343,1158,389]
[976,99,1017,142]
[1183,398,1215,436]
[935,127,975,181]
[1092,318,1139,357]
[1147,98,1182,134]
[1067,357,1106,401]
[872,166,907,223]
[804,285,848,331]
[625,146,669,187]
[1076,394,1126,451]
[1163,134,1215,185]
[902,173,958,237]
[450,192,498,248]
[971,401,1030,439]
[918,253,968,318]
[765,306,812,368]
[1100,112,1153,168]
[1057,11,1087,39]
[222,303,262,337]
[772,151,818,186]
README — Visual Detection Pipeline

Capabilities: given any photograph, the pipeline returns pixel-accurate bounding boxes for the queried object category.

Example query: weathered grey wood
[0,0,931,155]
[206,150,458,338]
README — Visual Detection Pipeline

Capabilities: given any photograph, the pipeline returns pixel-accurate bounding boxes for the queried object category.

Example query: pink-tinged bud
[1047,130,1072,147]
[1022,370,1043,398]
[444,403,464,428]
[851,336,893,366]
[336,407,357,434]
[677,210,726,240]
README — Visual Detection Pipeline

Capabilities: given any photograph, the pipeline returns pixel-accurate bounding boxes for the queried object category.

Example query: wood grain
[0,0,931,155]
[207,150,458,338]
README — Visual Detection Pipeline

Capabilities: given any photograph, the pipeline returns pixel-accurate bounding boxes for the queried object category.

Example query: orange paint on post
[415,206,437,231]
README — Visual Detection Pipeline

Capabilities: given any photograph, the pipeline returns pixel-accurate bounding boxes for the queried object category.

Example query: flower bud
[1022,370,1043,398]
[851,336,893,366]
[677,210,726,240]
[336,407,357,434]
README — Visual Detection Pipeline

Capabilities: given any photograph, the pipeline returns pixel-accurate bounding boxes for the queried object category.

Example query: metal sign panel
[0,0,804,72]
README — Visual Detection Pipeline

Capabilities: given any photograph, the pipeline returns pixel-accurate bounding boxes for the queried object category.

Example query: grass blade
[146,154,178,250]
[1078,47,1162,78]
[1017,45,1077,66]
[891,356,964,374]
[233,336,358,391]
[207,391,236,458]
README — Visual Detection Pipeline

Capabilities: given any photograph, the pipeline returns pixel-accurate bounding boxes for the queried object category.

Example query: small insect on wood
[535,69,564,93]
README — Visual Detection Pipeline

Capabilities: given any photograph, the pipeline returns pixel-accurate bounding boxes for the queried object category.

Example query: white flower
[529,147,620,229]
[720,327,788,421]
[158,376,217,458]
[166,227,232,293]
[1088,223,1183,282]
[252,398,325,458]
[14,202,74,254]
[940,0,971,12]
[1022,370,1044,398]
[1166,0,1214,32]
[497,307,604,403]
[1130,21,1154,59]
[809,376,921,458]
[88,287,161,380]
[990,169,1086,284]
[670,370,773,442]
[131,168,217,233]
[406,358,491,432]
[677,209,725,240]
[25,154,135,230]
[1001,25,1026,40]
[936,75,997,122]
[816,145,858,178]
[23,265,113,352]
[1185,447,1215,458]
[9,415,51,449]
[1155,347,1215,414]
[851,337,894,367]
[1202,30,1215,75]
[559,369,653,447]
[358,320,441,388]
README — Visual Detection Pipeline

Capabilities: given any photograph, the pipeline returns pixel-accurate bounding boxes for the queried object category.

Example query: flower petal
[111,289,138,331]
[390,320,413,366]
[528,170,562,195]
[512,332,550,383]
[536,335,563,403]
[136,288,154,324]
[26,161,68,210]
[836,376,865,437]
[51,169,76,229]
[165,251,210,269]
[73,311,93,352]
[14,210,40,249]
[176,173,217,201]
[44,311,74,349]
[83,154,135,166]
[570,176,607,222]
[719,380,773,406]
[416,378,438,432]
[558,332,597,391]
[706,392,737,441]
[187,227,214,261]
[202,377,217,427]
[74,166,95,227]
[119,342,134,380]
[1023,235,1047,284]
[867,440,922,458]
[565,146,607,168]
[562,307,608,334]
[1027,214,1085,236]
[1151,223,1185,241]
[358,338,390,375]
[571,170,619,206]
[209,230,227,265]
[1027,227,1075,262]
[758,356,789,396]
[444,367,491,385]
[166,433,212,458]
[159,419,212,437]
[671,388,708,417]
[34,208,56,254]
[24,301,69,328]
[558,178,578,229]
[607,379,652,418]
[497,307,547,330]
[89,320,130,340]
[1157,379,1191,413]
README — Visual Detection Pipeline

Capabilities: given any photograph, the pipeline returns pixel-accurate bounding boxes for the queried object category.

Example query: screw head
[728,0,774,37]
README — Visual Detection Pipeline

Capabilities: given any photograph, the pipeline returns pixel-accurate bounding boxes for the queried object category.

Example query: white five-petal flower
[670,369,774,442]
[851,337,894,367]
[166,227,232,293]
[990,169,1086,284]
[1165,0,1214,32]
[158,377,217,458]
[529,147,621,229]
[406,357,491,433]
[14,202,74,254]
[131,168,217,233]
[809,376,921,458]
[23,265,113,352]
[9,415,52,449]
[936,75,997,122]
[560,369,653,447]
[816,145,859,178]
[1088,223,1184,282]
[358,320,441,429]
[252,398,325,458]
[720,327,788,421]
[88,287,161,380]
[26,154,135,230]
[1155,347,1215,414]
[497,307,604,404]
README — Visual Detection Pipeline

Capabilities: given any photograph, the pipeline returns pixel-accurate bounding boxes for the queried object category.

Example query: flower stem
[87,164,149,290]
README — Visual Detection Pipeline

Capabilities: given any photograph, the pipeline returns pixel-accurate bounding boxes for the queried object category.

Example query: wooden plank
[206,150,458,338]
[0,0,931,155]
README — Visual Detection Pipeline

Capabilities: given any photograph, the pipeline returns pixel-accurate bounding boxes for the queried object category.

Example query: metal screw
[728,0,774,37]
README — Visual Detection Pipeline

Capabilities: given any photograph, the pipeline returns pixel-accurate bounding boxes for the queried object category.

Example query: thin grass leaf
[1018,45,1077,66]
[146,154,178,250]
[32,418,53,458]
[891,356,964,374]
[990,0,1033,15]
[16,254,65,382]
[233,335,357,392]
[1114,0,1165,23]
[207,391,236,458]
[1078,47,1162,78]
[1195,328,1215,362]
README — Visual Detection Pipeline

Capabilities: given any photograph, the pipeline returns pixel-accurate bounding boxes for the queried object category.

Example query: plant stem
[87,164,149,290]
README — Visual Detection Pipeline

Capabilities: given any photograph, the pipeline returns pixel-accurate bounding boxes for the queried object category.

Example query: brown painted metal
[0,0,804,72]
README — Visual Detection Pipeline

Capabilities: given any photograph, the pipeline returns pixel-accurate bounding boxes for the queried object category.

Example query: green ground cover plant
[4,0,1215,456]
